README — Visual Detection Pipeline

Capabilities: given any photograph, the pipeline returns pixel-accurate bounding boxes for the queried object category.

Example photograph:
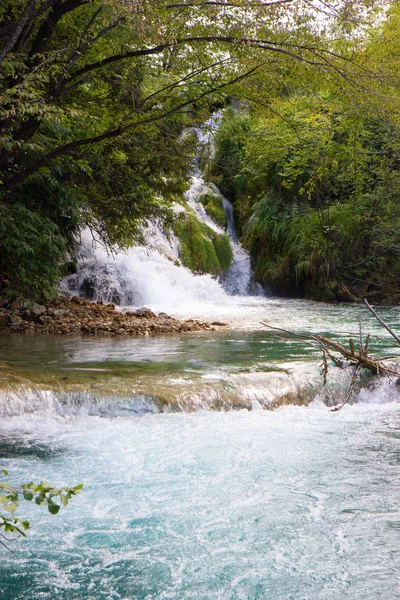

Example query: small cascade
[189,114,253,296]
[62,112,259,310]
[61,228,227,311]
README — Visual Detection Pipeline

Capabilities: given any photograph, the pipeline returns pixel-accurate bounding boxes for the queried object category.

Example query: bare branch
[364,299,400,346]
[69,35,342,83]
[162,0,294,7]
[330,364,361,412]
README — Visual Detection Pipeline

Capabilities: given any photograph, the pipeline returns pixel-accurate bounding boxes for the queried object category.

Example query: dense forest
[1,0,400,303]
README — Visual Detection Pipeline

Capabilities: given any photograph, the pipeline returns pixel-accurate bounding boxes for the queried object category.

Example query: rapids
[1,302,400,599]
[1,403,400,599]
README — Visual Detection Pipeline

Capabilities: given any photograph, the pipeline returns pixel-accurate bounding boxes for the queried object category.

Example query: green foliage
[199,191,227,228]
[0,470,82,543]
[213,107,251,203]
[173,213,232,275]
[215,98,400,302]
[212,232,233,272]
[0,203,68,301]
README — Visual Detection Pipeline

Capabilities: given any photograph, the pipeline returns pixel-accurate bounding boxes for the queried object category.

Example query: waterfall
[61,227,227,312]
[62,114,258,311]
[188,114,253,296]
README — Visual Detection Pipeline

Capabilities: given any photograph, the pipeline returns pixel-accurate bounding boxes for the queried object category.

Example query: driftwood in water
[263,301,400,411]
[263,325,398,378]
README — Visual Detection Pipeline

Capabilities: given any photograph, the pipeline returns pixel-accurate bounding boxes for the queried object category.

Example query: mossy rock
[199,192,227,229]
[173,213,232,276]
[211,232,232,271]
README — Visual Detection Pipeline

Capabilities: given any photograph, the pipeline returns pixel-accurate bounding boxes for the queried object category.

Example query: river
[1,295,400,599]
[1,118,400,598]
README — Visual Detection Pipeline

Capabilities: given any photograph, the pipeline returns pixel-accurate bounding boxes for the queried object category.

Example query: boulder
[9,315,22,327]
[22,304,46,321]
[31,304,47,317]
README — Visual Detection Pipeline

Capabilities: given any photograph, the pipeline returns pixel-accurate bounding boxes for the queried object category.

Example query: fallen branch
[262,321,400,410]
[262,323,397,377]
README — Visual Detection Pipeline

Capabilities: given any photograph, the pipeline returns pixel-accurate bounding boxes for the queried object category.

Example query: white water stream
[61,114,254,316]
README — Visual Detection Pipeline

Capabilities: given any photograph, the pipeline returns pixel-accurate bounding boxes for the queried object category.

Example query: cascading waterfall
[61,225,228,312]
[61,114,257,312]
[187,114,253,296]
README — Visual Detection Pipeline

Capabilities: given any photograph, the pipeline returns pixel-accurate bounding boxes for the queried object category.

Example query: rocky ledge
[0,296,227,335]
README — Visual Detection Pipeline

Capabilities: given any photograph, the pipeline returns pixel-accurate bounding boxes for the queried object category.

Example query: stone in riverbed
[9,315,22,327]
[134,307,157,318]
[0,310,9,327]
[22,304,47,321]
[47,308,65,317]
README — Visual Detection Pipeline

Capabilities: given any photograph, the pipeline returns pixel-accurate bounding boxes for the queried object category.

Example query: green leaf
[1,470,8,476]
[48,504,60,515]
[23,490,34,501]
[4,502,17,513]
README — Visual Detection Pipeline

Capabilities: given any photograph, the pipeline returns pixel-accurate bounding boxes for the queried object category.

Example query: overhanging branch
[2,64,261,189]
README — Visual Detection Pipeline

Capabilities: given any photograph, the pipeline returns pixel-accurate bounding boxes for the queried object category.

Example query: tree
[0,0,391,300]
[212,62,400,303]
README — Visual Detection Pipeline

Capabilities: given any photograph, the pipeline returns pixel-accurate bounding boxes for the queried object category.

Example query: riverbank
[0,296,225,335]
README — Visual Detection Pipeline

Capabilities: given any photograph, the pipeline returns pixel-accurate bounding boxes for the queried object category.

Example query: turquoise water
[1,405,400,599]
[1,298,400,598]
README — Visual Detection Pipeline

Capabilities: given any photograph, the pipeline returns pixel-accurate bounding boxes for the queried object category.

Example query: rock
[211,321,228,326]
[9,316,22,327]
[22,304,47,321]
[0,310,9,327]
[0,295,214,335]
[38,315,51,325]
[31,304,47,317]
[135,307,157,318]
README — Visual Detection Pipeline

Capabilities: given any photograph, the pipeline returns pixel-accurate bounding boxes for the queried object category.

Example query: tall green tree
[0,0,391,300]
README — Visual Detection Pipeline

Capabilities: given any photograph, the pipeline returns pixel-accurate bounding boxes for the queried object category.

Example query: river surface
[1,296,400,599]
